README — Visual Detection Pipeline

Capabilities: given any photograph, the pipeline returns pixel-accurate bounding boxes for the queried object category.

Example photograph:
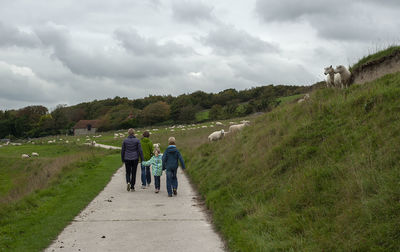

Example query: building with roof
[73,120,101,136]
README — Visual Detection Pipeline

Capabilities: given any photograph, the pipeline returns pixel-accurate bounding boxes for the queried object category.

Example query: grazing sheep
[31,152,39,157]
[324,65,341,88]
[215,122,223,126]
[229,122,235,125]
[208,129,225,141]
[91,141,96,146]
[229,122,250,133]
[298,93,310,103]
[334,65,352,89]
[21,154,30,158]
[240,120,250,124]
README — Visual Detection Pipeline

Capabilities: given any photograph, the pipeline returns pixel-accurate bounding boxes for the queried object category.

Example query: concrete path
[46,144,225,252]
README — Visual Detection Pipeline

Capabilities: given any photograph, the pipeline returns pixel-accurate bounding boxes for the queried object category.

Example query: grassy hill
[185,72,400,251]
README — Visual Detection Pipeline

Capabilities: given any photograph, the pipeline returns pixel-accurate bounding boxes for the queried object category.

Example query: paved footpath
[46,144,225,252]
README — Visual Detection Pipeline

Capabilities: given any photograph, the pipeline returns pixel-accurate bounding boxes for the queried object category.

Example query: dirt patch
[352,50,400,84]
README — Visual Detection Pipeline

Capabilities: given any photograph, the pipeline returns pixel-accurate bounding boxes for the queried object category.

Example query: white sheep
[298,93,310,103]
[208,129,225,141]
[334,65,352,89]
[324,65,341,88]
[215,122,223,126]
[31,152,39,157]
[229,122,250,133]
[21,154,30,158]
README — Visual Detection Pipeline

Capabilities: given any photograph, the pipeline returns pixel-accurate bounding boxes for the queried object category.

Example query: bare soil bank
[352,50,400,84]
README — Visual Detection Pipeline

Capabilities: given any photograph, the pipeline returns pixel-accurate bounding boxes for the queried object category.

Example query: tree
[143,101,171,125]
[209,104,223,120]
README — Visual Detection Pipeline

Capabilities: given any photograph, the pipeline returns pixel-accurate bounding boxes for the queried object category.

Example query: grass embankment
[351,45,400,72]
[186,72,400,251]
[0,144,121,251]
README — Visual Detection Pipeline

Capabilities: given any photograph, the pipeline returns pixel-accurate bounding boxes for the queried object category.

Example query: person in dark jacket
[121,128,144,191]
[162,137,185,197]
[140,131,153,189]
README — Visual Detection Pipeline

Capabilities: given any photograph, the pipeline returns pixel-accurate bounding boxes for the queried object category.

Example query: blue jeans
[154,176,161,190]
[166,169,178,196]
[141,164,151,186]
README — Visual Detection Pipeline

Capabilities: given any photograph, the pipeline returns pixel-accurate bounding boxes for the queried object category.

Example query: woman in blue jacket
[121,128,144,191]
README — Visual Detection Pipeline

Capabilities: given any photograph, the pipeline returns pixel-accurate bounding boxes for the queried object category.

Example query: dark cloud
[201,25,279,56]
[34,25,182,79]
[255,0,400,41]
[114,28,194,57]
[0,22,40,48]
[171,1,217,24]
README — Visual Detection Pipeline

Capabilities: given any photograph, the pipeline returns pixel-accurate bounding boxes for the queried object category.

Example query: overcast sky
[1,0,399,110]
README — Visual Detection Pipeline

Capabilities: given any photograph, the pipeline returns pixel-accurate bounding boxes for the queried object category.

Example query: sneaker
[141,185,146,189]
[173,189,177,195]
[168,194,172,197]
[127,183,131,192]
[155,189,159,193]
[131,187,135,191]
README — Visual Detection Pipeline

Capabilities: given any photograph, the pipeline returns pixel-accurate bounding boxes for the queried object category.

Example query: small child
[141,147,163,193]
[162,137,185,197]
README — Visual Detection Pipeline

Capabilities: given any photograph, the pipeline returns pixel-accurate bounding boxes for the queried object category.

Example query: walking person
[121,128,144,192]
[162,137,185,197]
[141,147,163,193]
[140,131,153,189]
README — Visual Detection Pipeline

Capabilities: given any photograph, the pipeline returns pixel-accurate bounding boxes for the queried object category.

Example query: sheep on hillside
[21,154,30,158]
[215,122,223,126]
[229,122,250,133]
[208,129,225,141]
[324,65,341,88]
[31,152,39,157]
[334,65,352,89]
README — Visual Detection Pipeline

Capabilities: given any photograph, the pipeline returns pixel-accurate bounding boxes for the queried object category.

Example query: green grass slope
[186,72,400,251]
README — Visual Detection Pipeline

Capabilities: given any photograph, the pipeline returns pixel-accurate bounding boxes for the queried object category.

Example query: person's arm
[142,156,153,166]
[177,150,185,170]
[137,141,144,162]
[162,153,167,170]
[121,141,125,162]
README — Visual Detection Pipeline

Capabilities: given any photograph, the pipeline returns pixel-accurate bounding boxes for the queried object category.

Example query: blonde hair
[128,128,135,136]
[168,137,176,145]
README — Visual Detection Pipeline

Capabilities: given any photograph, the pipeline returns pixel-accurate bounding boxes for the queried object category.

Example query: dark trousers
[154,176,161,190]
[125,159,139,188]
[141,164,151,186]
[166,169,178,196]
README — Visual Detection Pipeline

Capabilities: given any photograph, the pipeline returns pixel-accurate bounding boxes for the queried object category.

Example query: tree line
[0,84,313,139]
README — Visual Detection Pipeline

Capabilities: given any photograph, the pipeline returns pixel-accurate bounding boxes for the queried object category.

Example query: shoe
[168,194,172,197]
[173,189,177,195]
[131,187,135,191]
[141,185,146,189]
[127,183,131,192]
[155,189,159,193]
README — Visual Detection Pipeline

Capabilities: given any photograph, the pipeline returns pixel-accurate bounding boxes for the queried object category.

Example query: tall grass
[185,72,400,251]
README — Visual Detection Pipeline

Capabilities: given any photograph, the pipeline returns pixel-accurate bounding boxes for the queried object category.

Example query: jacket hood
[166,145,177,153]
[141,137,151,143]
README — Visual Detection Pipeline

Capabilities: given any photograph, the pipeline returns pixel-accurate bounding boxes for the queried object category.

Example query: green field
[0,144,120,251]
[185,72,400,251]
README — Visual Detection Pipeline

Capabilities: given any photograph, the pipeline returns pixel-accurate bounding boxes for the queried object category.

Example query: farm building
[73,120,101,136]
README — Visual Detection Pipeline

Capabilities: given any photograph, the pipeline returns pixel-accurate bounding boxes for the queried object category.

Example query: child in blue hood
[162,137,185,197]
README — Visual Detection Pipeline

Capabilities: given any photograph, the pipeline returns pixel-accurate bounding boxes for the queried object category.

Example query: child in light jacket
[141,147,163,193]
